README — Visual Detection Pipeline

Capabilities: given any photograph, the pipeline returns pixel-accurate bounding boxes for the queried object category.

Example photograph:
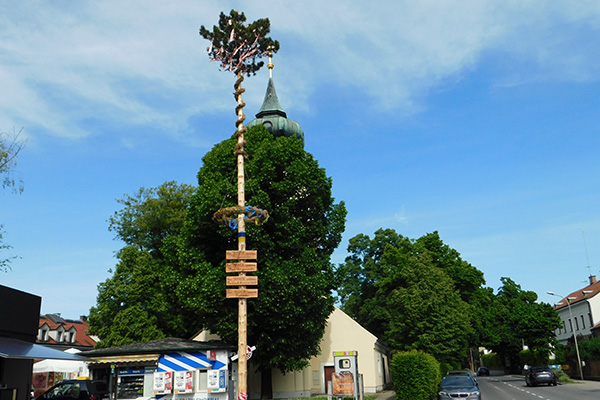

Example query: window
[575,318,579,331]
[589,313,593,327]
[569,319,573,332]
[562,320,566,333]
[581,315,585,329]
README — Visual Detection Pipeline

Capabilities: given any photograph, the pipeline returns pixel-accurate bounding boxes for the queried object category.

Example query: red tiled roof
[553,280,600,310]
[37,314,96,348]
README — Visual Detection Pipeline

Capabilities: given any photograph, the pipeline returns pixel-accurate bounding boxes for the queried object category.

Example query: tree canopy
[89,181,195,346]
[336,229,560,369]
[90,126,346,378]
[481,277,561,369]
[337,229,480,364]
[171,126,346,374]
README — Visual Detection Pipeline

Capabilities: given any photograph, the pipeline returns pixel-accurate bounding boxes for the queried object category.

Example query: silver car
[438,375,481,400]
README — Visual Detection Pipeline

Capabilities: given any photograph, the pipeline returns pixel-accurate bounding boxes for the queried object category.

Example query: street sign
[226,289,258,298]
[226,262,258,272]
[226,276,258,286]
[226,250,257,260]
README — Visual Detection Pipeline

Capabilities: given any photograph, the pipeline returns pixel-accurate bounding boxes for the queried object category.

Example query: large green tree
[88,181,195,347]
[90,127,346,392]
[482,277,561,370]
[170,126,346,385]
[337,229,483,365]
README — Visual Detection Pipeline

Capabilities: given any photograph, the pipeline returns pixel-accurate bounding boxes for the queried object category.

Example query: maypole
[200,10,278,400]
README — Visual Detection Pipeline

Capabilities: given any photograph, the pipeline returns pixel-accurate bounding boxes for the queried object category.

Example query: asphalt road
[477,374,600,400]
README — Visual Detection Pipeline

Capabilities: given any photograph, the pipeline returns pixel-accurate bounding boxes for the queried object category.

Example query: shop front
[83,338,235,400]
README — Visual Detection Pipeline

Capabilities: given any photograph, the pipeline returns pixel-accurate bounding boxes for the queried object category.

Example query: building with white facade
[551,276,600,345]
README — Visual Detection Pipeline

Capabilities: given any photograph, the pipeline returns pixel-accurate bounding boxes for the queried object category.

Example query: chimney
[590,275,597,285]
[80,315,88,322]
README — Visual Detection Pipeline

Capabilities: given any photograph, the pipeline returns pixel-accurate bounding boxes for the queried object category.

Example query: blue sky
[1,1,600,319]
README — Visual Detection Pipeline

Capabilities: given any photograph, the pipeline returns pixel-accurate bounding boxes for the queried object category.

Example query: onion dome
[246,54,304,146]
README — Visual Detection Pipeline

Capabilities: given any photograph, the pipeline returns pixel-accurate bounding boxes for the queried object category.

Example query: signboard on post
[333,351,360,400]
[227,276,258,286]
[332,372,354,396]
[226,250,257,260]
[226,262,258,273]
[226,289,258,298]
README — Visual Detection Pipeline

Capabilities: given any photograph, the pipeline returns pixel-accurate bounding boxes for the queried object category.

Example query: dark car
[36,380,109,400]
[525,367,557,387]
[446,369,475,378]
[477,366,490,376]
[438,375,481,400]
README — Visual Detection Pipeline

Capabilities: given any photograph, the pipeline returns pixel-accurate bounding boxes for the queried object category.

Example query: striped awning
[88,353,159,365]
[158,352,226,372]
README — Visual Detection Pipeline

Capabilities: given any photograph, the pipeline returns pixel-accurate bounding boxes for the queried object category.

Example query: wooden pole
[235,70,248,400]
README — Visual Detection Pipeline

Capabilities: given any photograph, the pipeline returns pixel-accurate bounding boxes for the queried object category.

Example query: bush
[391,350,440,400]
[553,367,573,384]
[481,353,501,368]
[520,349,548,367]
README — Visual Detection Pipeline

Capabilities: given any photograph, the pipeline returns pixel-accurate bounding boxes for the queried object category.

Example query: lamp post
[547,291,584,380]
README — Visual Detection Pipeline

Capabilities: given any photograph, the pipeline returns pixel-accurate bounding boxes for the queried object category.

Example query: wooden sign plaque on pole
[226,262,258,273]
[226,276,258,286]
[226,250,257,260]
[226,288,259,298]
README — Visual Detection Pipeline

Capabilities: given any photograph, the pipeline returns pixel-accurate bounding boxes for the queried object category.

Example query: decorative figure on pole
[200,10,278,400]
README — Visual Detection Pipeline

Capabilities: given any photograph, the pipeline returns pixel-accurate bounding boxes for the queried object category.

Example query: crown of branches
[200,10,280,76]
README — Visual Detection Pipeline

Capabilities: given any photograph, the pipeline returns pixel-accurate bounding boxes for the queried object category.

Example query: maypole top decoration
[200,9,280,77]
[200,10,276,229]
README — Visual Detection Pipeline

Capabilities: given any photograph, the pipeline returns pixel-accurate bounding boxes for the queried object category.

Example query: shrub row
[391,350,440,400]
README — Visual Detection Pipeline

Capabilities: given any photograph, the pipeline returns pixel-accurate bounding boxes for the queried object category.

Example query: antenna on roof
[583,231,596,285]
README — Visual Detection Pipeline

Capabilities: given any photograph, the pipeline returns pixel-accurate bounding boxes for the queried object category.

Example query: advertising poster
[32,373,49,390]
[153,371,173,395]
[332,371,354,396]
[207,369,227,393]
[174,371,194,393]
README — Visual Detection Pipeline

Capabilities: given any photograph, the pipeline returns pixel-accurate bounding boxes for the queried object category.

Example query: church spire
[247,50,304,145]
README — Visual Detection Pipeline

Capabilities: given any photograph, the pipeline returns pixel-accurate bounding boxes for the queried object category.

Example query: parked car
[525,367,557,387]
[446,369,475,378]
[36,380,109,400]
[477,366,490,376]
[438,375,481,400]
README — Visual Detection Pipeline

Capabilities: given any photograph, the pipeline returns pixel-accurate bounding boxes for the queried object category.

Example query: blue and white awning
[158,352,226,372]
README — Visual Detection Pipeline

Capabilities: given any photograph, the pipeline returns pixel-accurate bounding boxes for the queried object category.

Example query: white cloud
[1,0,600,143]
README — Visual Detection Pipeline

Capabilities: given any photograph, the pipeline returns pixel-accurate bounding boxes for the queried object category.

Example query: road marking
[489,378,553,400]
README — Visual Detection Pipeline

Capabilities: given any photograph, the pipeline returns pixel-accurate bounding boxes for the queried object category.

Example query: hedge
[391,350,440,400]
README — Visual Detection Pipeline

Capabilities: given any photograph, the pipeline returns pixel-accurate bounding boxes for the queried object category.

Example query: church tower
[246,52,304,146]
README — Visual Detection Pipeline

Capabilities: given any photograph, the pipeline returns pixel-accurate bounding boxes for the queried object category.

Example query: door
[324,366,335,393]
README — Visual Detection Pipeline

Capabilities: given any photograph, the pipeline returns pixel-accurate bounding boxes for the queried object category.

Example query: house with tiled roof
[36,313,98,351]
[551,276,600,345]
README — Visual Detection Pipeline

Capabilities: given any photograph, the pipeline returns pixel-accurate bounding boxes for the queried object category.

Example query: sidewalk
[562,378,600,388]
[373,390,395,400]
